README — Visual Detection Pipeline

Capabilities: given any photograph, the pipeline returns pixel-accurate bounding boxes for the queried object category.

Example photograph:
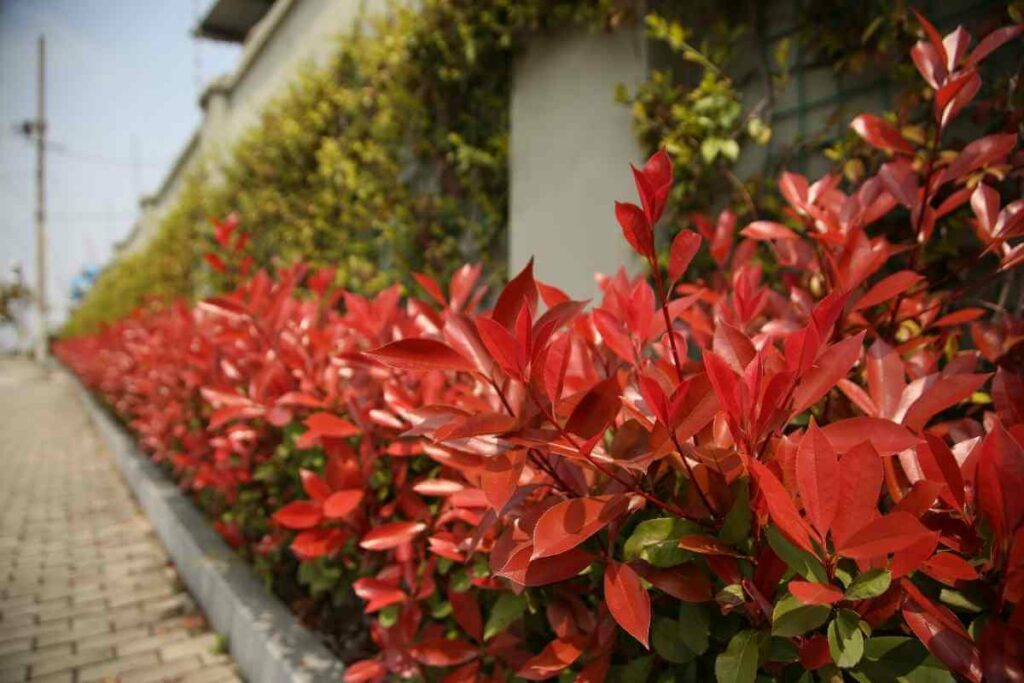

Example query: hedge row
[57,17,1024,681]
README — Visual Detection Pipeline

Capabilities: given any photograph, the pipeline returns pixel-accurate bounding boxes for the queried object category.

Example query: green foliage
[67,0,627,335]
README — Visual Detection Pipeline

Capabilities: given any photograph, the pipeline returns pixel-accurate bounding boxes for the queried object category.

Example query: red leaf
[517,637,585,680]
[920,553,979,585]
[678,534,745,558]
[638,563,712,602]
[831,442,883,548]
[492,258,538,330]
[300,470,331,502]
[323,489,364,519]
[976,422,1024,544]
[799,634,833,670]
[449,588,483,641]
[359,521,427,551]
[615,201,654,258]
[273,500,323,530]
[851,114,915,155]
[918,434,965,509]
[820,417,920,455]
[789,580,844,606]
[740,220,797,241]
[901,373,989,432]
[836,511,932,559]
[945,133,1017,182]
[475,316,525,379]
[304,412,360,440]
[902,582,982,682]
[353,578,406,613]
[966,24,1024,68]
[291,528,346,560]
[749,459,818,554]
[412,271,447,306]
[411,637,478,667]
[604,561,651,648]
[564,377,621,440]
[853,271,923,311]
[480,451,525,512]
[790,332,865,415]
[668,230,702,282]
[366,338,475,373]
[796,422,840,537]
[912,10,949,73]
[631,148,673,226]
[343,659,386,683]
[531,495,625,559]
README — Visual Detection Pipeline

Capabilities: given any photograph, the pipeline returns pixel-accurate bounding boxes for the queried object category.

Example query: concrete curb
[65,368,347,683]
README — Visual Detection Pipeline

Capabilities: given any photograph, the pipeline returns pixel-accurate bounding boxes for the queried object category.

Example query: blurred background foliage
[64,0,1024,336]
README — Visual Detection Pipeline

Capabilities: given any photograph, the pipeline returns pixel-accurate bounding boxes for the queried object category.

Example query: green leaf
[766,527,828,583]
[939,588,984,613]
[715,630,762,683]
[852,637,953,683]
[678,603,709,655]
[771,594,830,637]
[844,569,891,601]
[652,617,697,664]
[719,479,751,546]
[483,593,526,641]
[624,517,699,567]
[768,636,798,663]
[609,655,653,683]
[828,609,865,669]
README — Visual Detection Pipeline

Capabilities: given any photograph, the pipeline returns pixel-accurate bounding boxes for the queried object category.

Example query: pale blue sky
[0,0,239,330]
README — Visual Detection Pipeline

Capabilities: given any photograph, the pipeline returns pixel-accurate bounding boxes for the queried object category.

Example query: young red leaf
[830,441,883,548]
[531,495,625,559]
[917,434,965,509]
[343,659,387,683]
[475,316,525,379]
[411,637,478,667]
[323,489,364,519]
[631,148,673,226]
[837,511,932,559]
[965,24,1024,68]
[273,501,323,530]
[604,560,651,648]
[638,563,713,602]
[796,422,840,537]
[740,220,797,241]
[492,258,537,330]
[668,230,701,282]
[920,553,979,586]
[749,459,818,555]
[412,271,447,306]
[790,331,865,415]
[789,580,844,606]
[359,521,427,551]
[304,412,360,439]
[851,114,916,155]
[615,201,654,258]
[852,271,923,311]
[902,582,982,682]
[449,587,483,641]
[820,417,920,455]
[300,470,331,502]
[564,377,621,440]
[901,373,989,432]
[366,338,475,373]
[516,637,585,681]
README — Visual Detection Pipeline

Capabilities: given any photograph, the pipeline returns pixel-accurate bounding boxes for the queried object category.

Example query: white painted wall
[510,23,647,300]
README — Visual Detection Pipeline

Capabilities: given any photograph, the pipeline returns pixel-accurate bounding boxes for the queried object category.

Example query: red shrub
[57,14,1024,682]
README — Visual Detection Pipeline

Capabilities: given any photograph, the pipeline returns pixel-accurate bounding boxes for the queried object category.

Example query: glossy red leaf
[831,442,884,548]
[615,201,654,259]
[740,220,797,241]
[796,422,840,536]
[902,373,989,431]
[632,148,673,226]
[323,489,364,519]
[516,637,585,680]
[638,563,713,602]
[851,114,915,155]
[273,500,323,530]
[343,659,386,683]
[605,561,651,648]
[837,511,932,559]
[352,578,406,613]
[749,459,817,554]
[475,315,525,379]
[300,470,331,502]
[412,271,447,306]
[366,338,475,373]
[668,230,702,282]
[820,417,919,455]
[902,582,982,683]
[790,332,865,415]
[532,495,624,559]
[359,521,427,551]
[920,552,979,585]
[449,588,483,641]
[411,637,478,667]
[853,271,923,311]
[492,258,537,330]
[564,377,621,440]
[789,580,844,606]
[965,24,1024,68]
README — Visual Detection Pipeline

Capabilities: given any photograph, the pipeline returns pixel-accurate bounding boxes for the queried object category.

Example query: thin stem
[651,263,684,383]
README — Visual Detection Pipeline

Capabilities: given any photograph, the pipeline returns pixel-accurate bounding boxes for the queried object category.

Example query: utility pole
[33,36,47,363]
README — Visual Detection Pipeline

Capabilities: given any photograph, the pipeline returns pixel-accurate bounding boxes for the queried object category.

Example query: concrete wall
[509,23,648,300]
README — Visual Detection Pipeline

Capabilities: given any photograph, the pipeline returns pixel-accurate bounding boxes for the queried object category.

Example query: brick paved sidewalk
[0,359,241,683]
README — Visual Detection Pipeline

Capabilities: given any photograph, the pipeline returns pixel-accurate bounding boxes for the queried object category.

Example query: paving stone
[0,360,240,683]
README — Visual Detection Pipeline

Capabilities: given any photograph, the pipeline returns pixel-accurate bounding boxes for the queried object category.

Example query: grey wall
[510,23,648,300]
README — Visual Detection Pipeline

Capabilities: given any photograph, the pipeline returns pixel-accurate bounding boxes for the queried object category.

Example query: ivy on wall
[65,0,628,336]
